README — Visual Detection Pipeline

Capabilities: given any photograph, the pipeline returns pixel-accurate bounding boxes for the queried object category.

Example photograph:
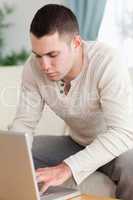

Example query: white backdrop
[0,0,66,55]
[98,0,133,68]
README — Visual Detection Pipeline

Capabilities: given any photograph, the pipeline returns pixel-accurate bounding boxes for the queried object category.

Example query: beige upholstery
[1,66,133,197]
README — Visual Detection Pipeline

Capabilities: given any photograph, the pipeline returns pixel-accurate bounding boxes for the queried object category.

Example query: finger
[38,181,44,191]
[36,172,49,181]
[36,170,46,177]
[40,182,51,193]
[36,175,45,183]
[36,172,46,177]
[36,170,51,178]
[36,168,45,172]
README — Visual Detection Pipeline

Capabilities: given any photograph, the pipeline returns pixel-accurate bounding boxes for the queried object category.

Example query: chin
[48,76,61,81]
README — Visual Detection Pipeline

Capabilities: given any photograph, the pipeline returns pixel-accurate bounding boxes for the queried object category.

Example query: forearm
[8,58,45,147]
[64,127,133,185]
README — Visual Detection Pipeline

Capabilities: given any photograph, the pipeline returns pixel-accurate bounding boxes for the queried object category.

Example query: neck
[63,44,83,84]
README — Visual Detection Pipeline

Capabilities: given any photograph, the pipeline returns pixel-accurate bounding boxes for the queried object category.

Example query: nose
[39,56,51,72]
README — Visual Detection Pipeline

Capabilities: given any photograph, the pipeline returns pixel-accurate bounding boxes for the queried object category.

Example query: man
[9,4,133,200]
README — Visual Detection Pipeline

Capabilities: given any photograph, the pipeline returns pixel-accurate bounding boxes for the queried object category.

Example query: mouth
[41,70,57,76]
[47,73,57,77]
[46,73,59,80]
[41,70,59,79]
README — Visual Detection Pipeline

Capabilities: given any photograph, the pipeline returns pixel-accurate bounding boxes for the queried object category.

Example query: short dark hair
[30,4,79,39]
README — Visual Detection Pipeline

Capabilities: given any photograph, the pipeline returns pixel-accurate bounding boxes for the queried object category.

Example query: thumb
[40,181,51,193]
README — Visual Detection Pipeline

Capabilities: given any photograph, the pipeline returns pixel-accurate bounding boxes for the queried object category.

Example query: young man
[9,4,133,200]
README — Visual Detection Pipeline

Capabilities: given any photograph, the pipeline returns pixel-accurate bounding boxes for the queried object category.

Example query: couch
[1,66,133,198]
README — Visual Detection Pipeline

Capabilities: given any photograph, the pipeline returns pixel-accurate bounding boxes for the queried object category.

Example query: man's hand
[36,162,72,193]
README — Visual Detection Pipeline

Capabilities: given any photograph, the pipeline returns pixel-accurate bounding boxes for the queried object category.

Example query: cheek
[59,52,72,65]
[53,55,66,68]
[36,59,42,69]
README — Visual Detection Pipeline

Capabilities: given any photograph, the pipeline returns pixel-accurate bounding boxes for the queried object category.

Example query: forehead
[30,32,68,53]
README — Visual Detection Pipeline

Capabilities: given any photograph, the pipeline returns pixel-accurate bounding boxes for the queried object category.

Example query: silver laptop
[0,130,80,200]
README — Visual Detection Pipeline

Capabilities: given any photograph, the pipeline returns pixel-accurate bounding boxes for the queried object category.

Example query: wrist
[60,162,72,178]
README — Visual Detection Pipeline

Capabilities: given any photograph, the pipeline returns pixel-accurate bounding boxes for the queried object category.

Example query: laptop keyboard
[39,186,80,200]
[40,186,63,197]
[40,188,55,197]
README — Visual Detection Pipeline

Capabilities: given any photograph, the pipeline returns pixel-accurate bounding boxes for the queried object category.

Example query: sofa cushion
[63,171,116,197]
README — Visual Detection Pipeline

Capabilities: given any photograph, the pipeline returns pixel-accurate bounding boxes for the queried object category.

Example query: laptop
[0,130,80,200]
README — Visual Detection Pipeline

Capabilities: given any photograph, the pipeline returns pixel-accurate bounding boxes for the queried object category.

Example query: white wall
[0,0,66,55]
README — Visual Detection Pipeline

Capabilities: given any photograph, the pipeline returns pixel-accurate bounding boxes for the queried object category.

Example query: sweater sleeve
[8,56,45,147]
[64,49,133,185]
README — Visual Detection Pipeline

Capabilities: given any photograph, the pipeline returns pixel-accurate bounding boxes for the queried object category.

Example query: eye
[49,54,58,58]
[49,52,60,58]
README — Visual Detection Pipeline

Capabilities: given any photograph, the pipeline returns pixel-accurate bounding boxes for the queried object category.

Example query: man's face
[31,32,75,81]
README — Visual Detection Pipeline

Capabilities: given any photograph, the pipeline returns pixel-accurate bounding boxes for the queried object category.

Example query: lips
[41,69,59,79]
[47,72,58,77]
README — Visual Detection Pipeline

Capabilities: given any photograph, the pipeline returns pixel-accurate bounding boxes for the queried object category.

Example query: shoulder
[83,41,129,89]
[84,40,117,63]
[22,54,40,88]
[85,41,124,75]
[23,54,37,75]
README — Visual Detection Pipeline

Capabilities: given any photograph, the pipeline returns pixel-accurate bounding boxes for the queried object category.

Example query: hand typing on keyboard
[35,162,72,194]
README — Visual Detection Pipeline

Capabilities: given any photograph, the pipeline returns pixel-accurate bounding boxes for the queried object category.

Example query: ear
[72,35,82,48]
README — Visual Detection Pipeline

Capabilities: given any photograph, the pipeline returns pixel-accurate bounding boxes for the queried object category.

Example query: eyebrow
[32,50,60,57]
